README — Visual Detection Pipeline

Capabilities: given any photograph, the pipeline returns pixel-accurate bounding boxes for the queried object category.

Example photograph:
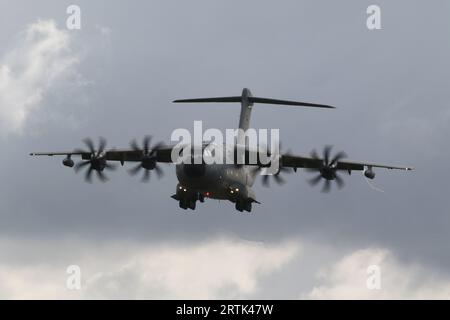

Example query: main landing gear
[179,198,196,210]
[235,200,252,213]
[172,188,204,211]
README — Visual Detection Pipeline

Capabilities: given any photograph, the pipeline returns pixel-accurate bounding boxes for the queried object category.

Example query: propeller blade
[141,169,150,182]
[130,139,140,151]
[85,166,94,183]
[105,162,117,171]
[83,138,95,154]
[154,164,163,178]
[96,170,109,182]
[97,137,107,156]
[308,174,322,186]
[322,180,331,193]
[150,142,164,156]
[274,173,285,185]
[74,160,91,173]
[323,145,332,166]
[143,135,152,154]
[329,151,347,166]
[128,163,142,176]
[335,173,345,189]
[310,149,319,160]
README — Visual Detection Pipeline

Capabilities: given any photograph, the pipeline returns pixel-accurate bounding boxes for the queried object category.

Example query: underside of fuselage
[172,163,258,212]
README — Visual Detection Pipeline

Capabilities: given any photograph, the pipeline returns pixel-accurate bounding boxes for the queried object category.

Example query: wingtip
[319,104,335,109]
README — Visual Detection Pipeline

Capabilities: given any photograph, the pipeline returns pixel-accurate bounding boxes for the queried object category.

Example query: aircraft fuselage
[173,159,258,212]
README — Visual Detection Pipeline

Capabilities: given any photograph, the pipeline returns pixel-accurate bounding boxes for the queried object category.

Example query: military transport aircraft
[30,88,413,212]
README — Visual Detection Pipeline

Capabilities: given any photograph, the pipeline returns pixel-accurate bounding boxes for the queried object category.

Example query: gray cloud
[0,20,81,134]
[0,236,300,299]
[0,236,449,299]
[307,248,450,299]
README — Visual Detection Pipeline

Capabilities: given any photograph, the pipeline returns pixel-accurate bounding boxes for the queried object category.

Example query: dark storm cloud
[1,0,449,277]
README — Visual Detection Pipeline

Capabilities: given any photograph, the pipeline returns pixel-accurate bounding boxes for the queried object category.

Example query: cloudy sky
[0,0,449,299]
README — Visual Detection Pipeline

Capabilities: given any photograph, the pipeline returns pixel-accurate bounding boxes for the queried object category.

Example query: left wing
[30,136,186,182]
[30,146,176,163]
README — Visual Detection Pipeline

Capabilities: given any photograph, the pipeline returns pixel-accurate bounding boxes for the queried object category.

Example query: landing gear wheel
[188,200,196,210]
[235,200,252,213]
[179,199,188,210]
[235,201,244,212]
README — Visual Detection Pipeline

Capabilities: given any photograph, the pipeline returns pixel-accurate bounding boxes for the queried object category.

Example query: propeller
[74,137,117,183]
[306,145,347,192]
[253,142,293,187]
[128,135,164,182]
[260,166,292,187]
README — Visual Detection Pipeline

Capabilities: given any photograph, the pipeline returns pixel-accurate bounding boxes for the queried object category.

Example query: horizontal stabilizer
[173,96,242,103]
[250,97,334,109]
[174,95,335,109]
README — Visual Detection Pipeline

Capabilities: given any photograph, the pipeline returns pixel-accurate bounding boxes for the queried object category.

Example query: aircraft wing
[30,146,177,163]
[30,144,414,171]
[281,153,414,171]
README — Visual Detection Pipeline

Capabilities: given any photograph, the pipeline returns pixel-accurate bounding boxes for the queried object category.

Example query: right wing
[280,153,413,172]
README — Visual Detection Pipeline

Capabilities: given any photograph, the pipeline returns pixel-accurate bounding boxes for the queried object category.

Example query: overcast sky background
[0,0,449,299]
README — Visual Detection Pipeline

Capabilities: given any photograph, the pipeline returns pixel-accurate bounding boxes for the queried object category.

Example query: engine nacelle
[141,156,157,170]
[364,167,375,179]
[62,156,74,168]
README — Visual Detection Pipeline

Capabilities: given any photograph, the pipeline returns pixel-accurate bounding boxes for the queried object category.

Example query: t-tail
[173,88,335,145]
